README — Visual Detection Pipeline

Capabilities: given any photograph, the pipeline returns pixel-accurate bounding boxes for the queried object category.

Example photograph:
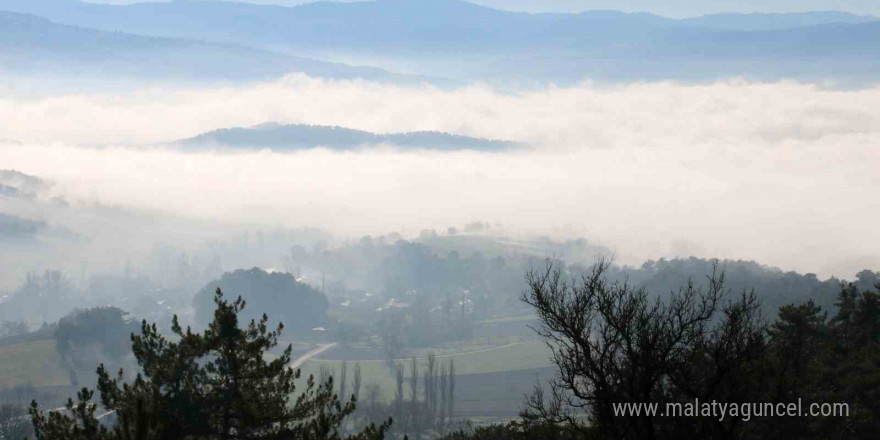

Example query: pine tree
[30,289,390,440]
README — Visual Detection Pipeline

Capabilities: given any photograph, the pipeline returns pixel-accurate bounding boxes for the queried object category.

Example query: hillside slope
[177,123,521,151]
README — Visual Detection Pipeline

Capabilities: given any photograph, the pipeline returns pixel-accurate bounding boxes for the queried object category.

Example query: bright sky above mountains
[84,0,880,18]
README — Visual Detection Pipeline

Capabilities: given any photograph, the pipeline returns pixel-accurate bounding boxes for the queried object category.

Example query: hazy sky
[2,76,878,277]
[84,0,880,17]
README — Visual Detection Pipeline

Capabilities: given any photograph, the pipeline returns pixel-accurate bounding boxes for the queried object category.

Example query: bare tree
[522,259,766,440]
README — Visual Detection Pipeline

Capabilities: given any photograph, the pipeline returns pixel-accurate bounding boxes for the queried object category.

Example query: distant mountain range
[1,0,878,84]
[679,11,876,31]
[4,1,876,45]
[176,123,521,151]
[0,10,412,83]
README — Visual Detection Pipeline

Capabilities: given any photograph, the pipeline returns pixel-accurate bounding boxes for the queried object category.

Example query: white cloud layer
[2,75,878,277]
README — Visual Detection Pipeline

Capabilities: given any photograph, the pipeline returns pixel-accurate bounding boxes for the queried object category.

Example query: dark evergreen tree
[29,289,390,440]
[759,300,827,437]
[819,282,880,438]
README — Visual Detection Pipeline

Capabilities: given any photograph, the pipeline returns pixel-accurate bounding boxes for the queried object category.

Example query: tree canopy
[194,268,329,335]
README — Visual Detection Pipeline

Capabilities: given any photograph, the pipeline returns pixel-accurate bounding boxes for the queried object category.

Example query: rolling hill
[176,123,521,151]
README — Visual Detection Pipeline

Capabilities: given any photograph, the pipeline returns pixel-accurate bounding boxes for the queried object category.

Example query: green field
[0,337,553,419]
[296,339,553,400]
[477,315,537,325]
[0,339,70,389]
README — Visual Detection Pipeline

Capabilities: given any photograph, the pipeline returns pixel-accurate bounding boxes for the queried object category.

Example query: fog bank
[2,76,878,277]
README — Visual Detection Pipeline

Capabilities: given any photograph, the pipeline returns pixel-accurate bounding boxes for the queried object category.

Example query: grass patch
[0,340,69,389]
[296,340,553,401]
[477,314,537,325]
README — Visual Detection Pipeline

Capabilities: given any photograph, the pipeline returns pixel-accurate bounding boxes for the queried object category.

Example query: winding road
[288,343,338,369]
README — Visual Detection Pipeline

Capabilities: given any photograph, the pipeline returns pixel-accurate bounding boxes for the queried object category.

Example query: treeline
[309,236,870,323]
[602,257,869,314]
[390,355,457,438]
[4,235,869,343]
[0,268,329,349]
[300,238,533,318]
[0,270,186,331]
[331,246,870,357]
[440,261,880,440]
[321,356,458,439]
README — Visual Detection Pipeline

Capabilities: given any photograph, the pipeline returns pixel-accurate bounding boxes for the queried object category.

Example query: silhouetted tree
[817,281,880,437]
[759,300,827,437]
[522,260,766,440]
[29,289,390,440]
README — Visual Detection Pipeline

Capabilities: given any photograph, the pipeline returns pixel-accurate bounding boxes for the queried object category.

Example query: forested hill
[603,257,875,314]
[176,123,521,151]
[283,234,876,318]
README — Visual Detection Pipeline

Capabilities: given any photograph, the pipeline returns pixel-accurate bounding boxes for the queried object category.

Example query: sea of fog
[2,75,878,277]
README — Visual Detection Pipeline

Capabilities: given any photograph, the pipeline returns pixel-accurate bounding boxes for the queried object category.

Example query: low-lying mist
[2,75,878,278]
